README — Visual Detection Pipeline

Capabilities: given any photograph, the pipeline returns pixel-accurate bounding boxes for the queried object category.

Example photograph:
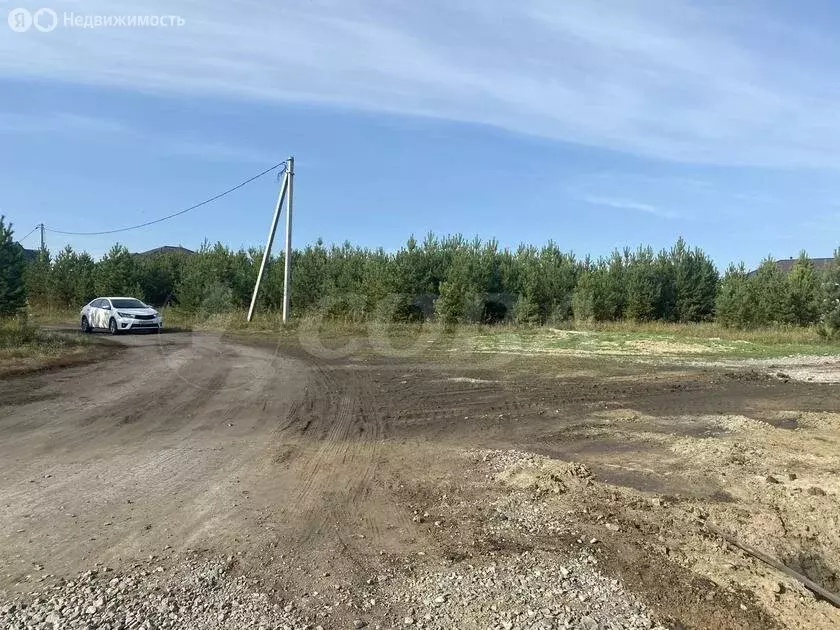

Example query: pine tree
[50,245,96,307]
[716,263,756,327]
[752,257,786,326]
[95,244,139,297]
[598,250,626,321]
[23,248,51,306]
[785,251,819,326]
[571,262,596,322]
[818,249,840,338]
[0,216,27,315]
[671,238,718,322]
[654,249,676,321]
[625,247,660,322]
[434,248,481,324]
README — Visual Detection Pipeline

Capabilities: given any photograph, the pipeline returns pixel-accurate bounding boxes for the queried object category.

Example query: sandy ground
[0,330,838,629]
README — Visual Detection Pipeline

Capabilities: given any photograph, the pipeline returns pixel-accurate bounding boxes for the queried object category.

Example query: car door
[86,300,99,328]
[92,299,106,329]
[98,299,112,328]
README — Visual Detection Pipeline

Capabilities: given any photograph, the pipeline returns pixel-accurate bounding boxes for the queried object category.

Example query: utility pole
[247,161,290,322]
[39,223,45,250]
[282,156,294,324]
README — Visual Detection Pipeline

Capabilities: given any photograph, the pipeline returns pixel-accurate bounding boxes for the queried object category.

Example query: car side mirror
[103,305,111,310]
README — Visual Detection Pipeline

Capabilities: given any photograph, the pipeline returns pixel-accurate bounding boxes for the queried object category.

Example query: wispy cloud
[579,195,674,219]
[3,0,840,168]
[0,110,272,164]
[0,112,129,135]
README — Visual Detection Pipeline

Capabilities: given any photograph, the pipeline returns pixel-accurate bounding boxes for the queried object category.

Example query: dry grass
[573,320,825,346]
[27,306,837,360]
[0,316,94,375]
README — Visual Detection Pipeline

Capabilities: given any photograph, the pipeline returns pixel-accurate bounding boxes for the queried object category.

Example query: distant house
[18,244,195,261]
[749,257,835,276]
[12,243,39,262]
[773,257,834,273]
[133,245,195,258]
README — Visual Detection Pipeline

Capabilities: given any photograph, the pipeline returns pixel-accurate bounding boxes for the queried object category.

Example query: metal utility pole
[282,156,294,324]
[247,162,290,322]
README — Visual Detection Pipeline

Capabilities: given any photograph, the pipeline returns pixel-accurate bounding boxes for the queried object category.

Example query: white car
[80,297,163,334]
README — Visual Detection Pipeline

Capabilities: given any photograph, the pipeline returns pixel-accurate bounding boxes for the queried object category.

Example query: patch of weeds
[0,316,90,361]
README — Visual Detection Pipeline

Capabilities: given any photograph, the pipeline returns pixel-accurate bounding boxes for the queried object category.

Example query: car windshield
[110,299,147,309]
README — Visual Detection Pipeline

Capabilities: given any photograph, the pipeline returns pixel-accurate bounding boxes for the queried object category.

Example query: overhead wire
[45,160,288,236]
[17,226,39,243]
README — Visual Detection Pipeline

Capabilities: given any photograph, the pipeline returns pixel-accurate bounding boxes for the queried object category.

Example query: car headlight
[117,312,135,318]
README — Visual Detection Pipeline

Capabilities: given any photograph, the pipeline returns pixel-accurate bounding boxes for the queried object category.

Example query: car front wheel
[80,316,91,333]
[108,318,120,335]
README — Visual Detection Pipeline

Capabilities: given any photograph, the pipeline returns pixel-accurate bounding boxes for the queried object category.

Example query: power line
[45,160,288,237]
[18,226,39,243]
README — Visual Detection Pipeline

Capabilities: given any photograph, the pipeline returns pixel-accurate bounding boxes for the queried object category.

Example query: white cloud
[0,112,129,135]
[3,0,840,168]
[0,110,272,163]
[579,195,673,219]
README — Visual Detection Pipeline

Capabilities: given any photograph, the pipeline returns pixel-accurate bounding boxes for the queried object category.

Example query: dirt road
[1,331,838,629]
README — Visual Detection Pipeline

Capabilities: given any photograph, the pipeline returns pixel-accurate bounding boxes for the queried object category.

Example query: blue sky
[2,0,840,268]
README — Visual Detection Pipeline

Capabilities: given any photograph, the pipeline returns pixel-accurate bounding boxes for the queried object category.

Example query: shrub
[0,315,37,348]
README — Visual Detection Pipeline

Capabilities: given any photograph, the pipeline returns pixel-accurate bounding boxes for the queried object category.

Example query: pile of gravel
[380,449,665,630]
[0,557,307,630]
[394,550,665,630]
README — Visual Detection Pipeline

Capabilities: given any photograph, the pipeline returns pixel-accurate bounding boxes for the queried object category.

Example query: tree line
[2,216,839,336]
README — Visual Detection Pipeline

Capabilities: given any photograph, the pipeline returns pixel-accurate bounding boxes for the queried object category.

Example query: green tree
[0,217,27,315]
[95,244,140,298]
[625,247,660,322]
[716,263,757,328]
[594,251,626,321]
[434,246,482,324]
[818,249,840,338]
[50,245,95,307]
[18,230,831,331]
[571,263,596,322]
[654,249,676,321]
[137,250,189,307]
[671,238,718,322]
[511,295,540,325]
[289,239,328,313]
[785,252,819,326]
[751,257,787,326]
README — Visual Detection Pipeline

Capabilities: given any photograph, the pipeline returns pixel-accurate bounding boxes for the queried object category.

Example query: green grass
[573,320,825,345]
[471,322,837,359]
[27,306,82,327]
[27,306,839,361]
[0,316,92,365]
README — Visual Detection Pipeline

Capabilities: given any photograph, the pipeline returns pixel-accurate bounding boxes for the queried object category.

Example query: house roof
[774,257,834,273]
[749,257,835,276]
[134,245,195,257]
[15,244,39,262]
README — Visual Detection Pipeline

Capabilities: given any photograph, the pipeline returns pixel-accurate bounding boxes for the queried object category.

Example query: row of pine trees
[3,217,840,335]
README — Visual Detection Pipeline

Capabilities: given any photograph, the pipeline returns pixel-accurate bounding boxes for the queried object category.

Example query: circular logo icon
[8,8,32,32]
[33,8,57,32]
